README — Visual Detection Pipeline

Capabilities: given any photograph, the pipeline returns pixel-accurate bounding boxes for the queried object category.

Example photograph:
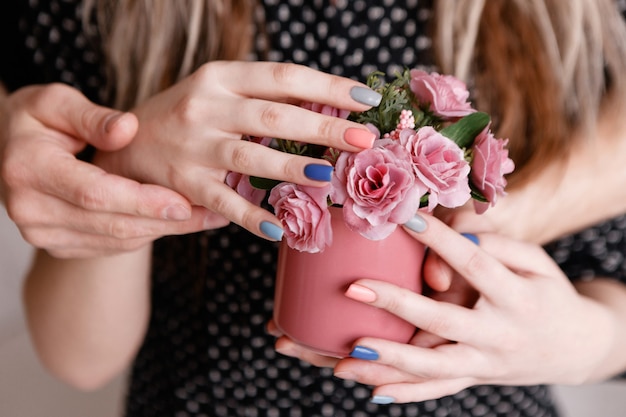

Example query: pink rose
[225,172,267,206]
[470,128,515,214]
[300,102,351,119]
[410,69,474,118]
[268,182,332,253]
[331,140,421,240]
[399,126,471,211]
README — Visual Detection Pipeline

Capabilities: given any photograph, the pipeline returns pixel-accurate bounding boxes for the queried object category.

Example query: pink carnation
[410,69,474,118]
[399,126,471,211]
[268,182,332,253]
[331,140,421,240]
[470,128,515,214]
[225,172,266,206]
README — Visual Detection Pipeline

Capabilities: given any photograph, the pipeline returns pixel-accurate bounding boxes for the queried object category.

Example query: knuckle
[259,103,285,131]
[207,193,233,218]
[316,117,336,141]
[107,217,139,240]
[229,142,254,172]
[171,95,203,124]
[75,184,107,211]
[271,63,299,86]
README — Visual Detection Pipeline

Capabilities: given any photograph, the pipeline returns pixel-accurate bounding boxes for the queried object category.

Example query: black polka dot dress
[3,1,626,416]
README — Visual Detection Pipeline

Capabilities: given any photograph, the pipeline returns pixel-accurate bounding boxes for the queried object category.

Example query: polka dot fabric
[3,1,626,416]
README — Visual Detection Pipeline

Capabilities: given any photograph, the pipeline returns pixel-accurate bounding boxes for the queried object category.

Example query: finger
[371,377,475,404]
[334,358,424,386]
[402,213,517,301]
[266,320,283,338]
[227,98,376,152]
[184,175,283,241]
[345,280,478,343]
[30,146,196,221]
[274,336,340,368]
[422,251,453,292]
[212,139,335,187]
[30,83,138,150]
[216,62,381,111]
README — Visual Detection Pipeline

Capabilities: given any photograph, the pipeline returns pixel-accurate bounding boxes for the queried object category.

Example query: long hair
[85,0,626,184]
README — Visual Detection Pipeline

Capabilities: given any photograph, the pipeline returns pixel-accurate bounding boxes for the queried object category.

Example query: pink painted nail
[344,128,376,149]
[345,283,377,303]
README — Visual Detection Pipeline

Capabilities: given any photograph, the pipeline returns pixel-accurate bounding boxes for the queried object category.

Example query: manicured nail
[350,86,383,107]
[163,204,191,220]
[104,112,125,133]
[260,221,284,241]
[304,164,333,182]
[461,233,480,245]
[345,283,377,303]
[404,213,427,233]
[350,345,379,360]
[344,128,376,149]
[371,395,396,405]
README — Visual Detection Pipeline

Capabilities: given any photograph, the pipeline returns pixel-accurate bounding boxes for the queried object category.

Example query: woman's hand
[330,212,618,403]
[0,84,217,258]
[94,61,382,240]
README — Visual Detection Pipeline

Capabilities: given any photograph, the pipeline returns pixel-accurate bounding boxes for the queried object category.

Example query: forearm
[575,278,626,382]
[23,246,152,390]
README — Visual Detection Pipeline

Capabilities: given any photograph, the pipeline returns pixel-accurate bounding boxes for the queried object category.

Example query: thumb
[32,84,138,151]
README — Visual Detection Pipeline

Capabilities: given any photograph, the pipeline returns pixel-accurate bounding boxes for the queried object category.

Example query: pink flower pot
[273,207,425,357]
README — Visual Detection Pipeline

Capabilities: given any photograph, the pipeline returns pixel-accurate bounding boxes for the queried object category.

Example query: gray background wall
[0,209,625,416]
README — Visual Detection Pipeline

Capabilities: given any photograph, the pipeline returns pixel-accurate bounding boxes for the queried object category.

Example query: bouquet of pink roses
[230,69,514,253]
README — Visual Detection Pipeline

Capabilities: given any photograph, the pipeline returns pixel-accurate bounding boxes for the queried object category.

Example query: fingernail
[163,204,191,220]
[350,86,383,107]
[404,213,427,233]
[334,370,357,381]
[350,345,379,361]
[345,283,377,303]
[304,164,333,182]
[260,221,284,241]
[371,395,396,405]
[461,233,480,245]
[344,128,376,149]
[104,112,126,133]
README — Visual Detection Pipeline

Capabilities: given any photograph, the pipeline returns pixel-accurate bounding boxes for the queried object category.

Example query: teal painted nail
[371,395,396,405]
[304,164,333,182]
[260,221,283,241]
[404,213,427,233]
[350,345,379,360]
[461,233,480,245]
[350,86,383,107]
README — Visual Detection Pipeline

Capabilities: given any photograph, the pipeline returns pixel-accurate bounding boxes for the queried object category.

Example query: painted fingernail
[304,164,334,182]
[350,86,383,107]
[344,128,376,149]
[350,345,379,361]
[371,395,396,405]
[345,283,377,303]
[163,204,191,220]
[260,221,284,241]
[461,233,480,245]
[404,213,427,233]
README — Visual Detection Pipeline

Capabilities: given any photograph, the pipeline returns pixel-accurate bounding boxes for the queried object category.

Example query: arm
[23,246,151,391]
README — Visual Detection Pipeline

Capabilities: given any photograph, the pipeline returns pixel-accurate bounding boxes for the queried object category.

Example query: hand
[94,61,381,240]
[0,84,220,258]
[330,213,614,403]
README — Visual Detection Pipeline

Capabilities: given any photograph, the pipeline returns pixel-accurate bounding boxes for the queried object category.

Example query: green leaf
[469,184,489,203]
[440,112,490,148]
[249,176,281,190]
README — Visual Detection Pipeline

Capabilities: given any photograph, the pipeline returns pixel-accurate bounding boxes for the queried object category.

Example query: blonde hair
[435,0,626,185]
[83,0,256,110]
[85,0,626,182]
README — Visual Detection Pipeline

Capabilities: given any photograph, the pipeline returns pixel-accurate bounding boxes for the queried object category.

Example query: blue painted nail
[260,221,284,241]
[304,164,333,182]
[350,345,379,360]
[461,233,480,245]
[371,395,396,405]
[350,86,383,107]
[404,213,427,233]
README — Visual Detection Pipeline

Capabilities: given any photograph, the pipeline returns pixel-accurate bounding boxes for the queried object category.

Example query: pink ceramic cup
[273,207,425,357]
